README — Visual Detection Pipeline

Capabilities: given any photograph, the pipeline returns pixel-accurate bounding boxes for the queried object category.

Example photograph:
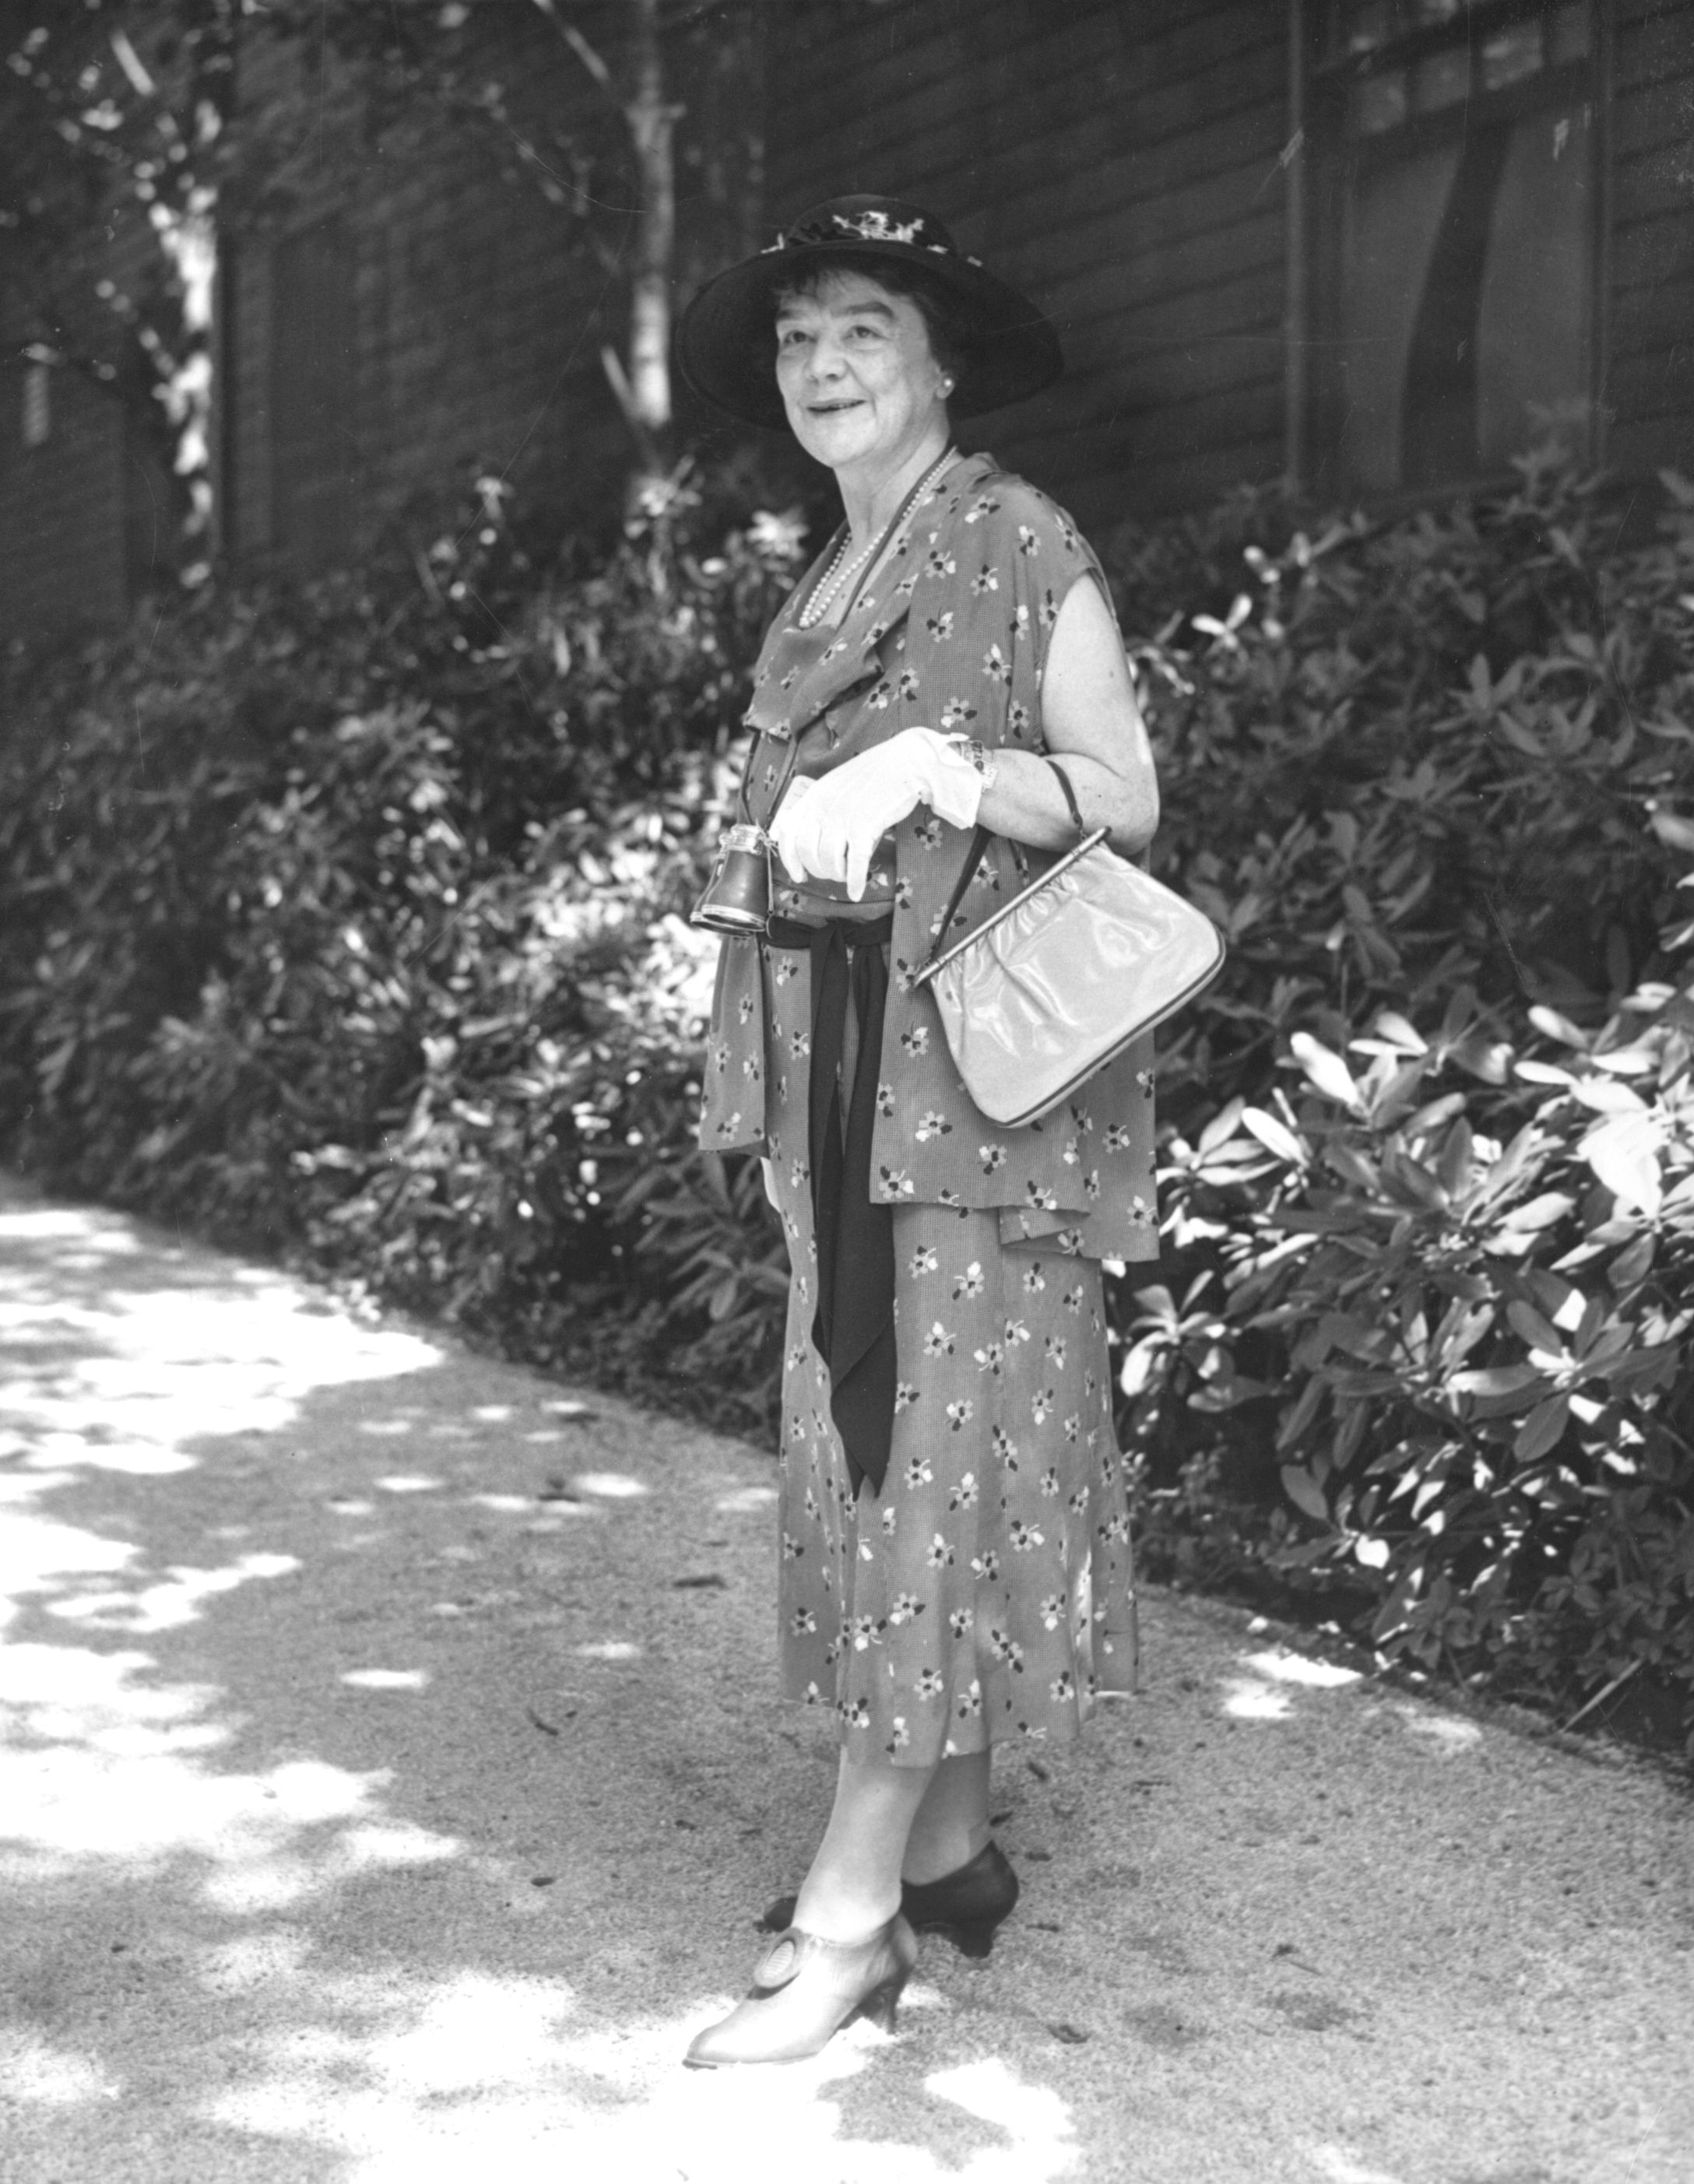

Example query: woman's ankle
[901,1816,991,1887]
[790,1873,901,1943]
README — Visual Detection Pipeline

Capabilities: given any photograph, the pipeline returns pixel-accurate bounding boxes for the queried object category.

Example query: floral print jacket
[699,451,1158,1262]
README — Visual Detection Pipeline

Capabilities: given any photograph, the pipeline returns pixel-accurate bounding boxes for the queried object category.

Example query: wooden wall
[764,0,1293,531]
[224,19,632,574]
[5,3,1689,646]
[1608,2,1694,476]
[0,352,131,641]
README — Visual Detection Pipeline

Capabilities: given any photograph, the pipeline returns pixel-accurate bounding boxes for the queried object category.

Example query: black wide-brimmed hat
[675,195,1063,430]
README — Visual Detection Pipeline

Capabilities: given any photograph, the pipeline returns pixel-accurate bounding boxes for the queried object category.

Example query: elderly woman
[675,196,1160,2068]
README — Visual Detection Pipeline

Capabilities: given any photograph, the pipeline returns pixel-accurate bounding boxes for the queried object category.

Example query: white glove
[768,729,989,901]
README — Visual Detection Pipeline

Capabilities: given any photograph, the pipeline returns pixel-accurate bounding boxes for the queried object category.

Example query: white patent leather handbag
[911,760,1225,1129]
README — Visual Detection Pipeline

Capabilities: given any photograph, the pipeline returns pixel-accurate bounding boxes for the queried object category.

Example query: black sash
[765,912,896,1498]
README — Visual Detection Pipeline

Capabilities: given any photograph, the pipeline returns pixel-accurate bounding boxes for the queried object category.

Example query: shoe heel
[856,1975,906,2034]
[941,1919,997,1961]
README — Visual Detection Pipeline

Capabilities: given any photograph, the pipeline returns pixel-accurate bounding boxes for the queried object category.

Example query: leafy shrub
[1109,457,1694,1743]
[0,464,797,1428]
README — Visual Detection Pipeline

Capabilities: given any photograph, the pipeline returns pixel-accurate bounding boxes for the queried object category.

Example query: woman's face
[774,271,949,476]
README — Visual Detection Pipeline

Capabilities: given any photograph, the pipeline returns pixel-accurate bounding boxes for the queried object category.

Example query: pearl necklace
[796,448,958,630]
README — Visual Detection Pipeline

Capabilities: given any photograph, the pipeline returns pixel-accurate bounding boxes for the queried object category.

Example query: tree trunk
[618,0,680,484]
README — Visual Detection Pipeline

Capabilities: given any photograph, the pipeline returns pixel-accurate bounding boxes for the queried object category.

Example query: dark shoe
[684,1914,917,2068]
[760,1842,1020,1961]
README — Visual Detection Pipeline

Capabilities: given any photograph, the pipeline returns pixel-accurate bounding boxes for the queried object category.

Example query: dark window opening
[1313,2,1598,496]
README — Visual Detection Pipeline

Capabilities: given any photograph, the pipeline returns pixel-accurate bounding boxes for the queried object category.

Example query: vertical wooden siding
[0,356,129,641]
[764,0,1292,529]
[1608,2,1694,476]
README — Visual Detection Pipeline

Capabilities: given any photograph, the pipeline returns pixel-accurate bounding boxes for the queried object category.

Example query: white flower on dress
[970,564,999,595]
[926,1533,955,1568]
[1043,1335,1067,1367]
[923,1321,957,1357]
[886,1717,911,1752]
[971,1549,1001,1582]
[980,1143,1007,1175]
[1021,1263,1047,1295]
[909,1244,938,1274]
[843,1695,871,1728]
[915,1110,952,1143]
[945,1399,974,1432]
[1032,1387,1056,1424]
[955,1680,983,1716]
[1024,1182,1058,1211]
[1008,1519,1045,1553]
[894,1381,922,1415]
[791,1606,817,1634]
[949,1471,979,1509]
[1050,1670,1076,1703]
[905,1452,933,1489]
[988,1627,1025,1669]
[952,1261,986,1299]
[916,1667,946,1699]
[948,1606,974,1637]
[1063,1413,1081,1444]
[1040,1466,1061,1498]
[973,1340,1004,1378]
[1064,1283,1085,1314]
[991,1426,1019,1467]
[982,643,1011,686]
[887,1592,924,1626]
[1039,1592,1065,1631]
[878,1166,916,1199]
[1004,1317,1031,1345]
[898,1022,930,1055]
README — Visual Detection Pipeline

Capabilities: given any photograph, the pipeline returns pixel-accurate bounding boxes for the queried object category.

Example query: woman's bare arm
[969,575,1159,856]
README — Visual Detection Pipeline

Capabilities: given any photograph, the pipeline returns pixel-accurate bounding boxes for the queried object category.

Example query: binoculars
[691,822,775,934]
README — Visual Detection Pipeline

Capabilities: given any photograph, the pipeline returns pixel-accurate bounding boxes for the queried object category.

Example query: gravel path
[0,1172,1688,2183]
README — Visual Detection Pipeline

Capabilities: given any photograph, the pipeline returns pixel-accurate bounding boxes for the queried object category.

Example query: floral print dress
[703,453,1150,1766]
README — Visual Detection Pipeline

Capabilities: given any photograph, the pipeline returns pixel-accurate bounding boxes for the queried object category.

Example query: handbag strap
[921,756,1088,974]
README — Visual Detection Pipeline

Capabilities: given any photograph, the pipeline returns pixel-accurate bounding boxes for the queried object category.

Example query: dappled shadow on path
[0,1185,1091,2181]
[2,1179,1689,2183]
